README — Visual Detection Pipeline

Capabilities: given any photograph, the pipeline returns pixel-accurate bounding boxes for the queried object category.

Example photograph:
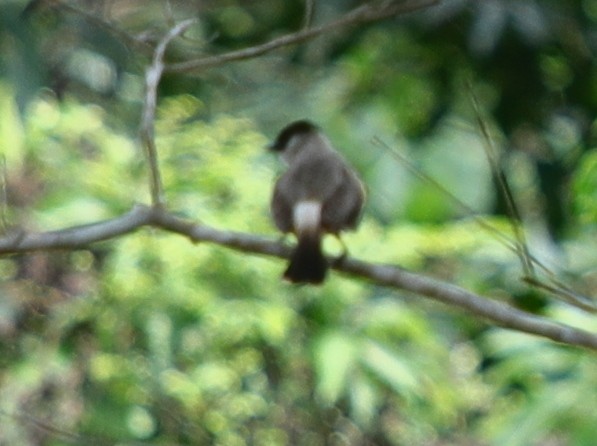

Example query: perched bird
[269,120,365,284]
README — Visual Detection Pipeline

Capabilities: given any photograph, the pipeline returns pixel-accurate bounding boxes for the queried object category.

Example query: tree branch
[165,0,439,74]
[47,0,154,56]
[13,0,597,353]
[140,19,196,207]
[0,205,151,251]
[1,205,596,351]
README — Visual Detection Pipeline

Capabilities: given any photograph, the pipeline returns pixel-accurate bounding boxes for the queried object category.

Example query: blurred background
[1,0,597,444]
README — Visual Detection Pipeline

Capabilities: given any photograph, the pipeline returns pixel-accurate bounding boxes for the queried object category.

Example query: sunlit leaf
[313,330,358,405]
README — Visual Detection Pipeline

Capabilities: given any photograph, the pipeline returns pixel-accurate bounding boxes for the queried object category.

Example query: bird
[269,120,365,284]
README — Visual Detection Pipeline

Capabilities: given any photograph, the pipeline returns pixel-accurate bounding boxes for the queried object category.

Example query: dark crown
[270,120,319,151]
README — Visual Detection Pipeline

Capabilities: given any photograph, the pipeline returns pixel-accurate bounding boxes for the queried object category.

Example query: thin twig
[163,0,176,28]
[165,0,439,74]
[0,205,595,351]
[372,137,519,252]
[0,156,7,233]
[467,83,535,277]
[522,276,597,314]
[0,410,84,444]
[467,84,597,313]
[303,0,316,29]
[140,19,196,207]
[49,0,154,56]
[374,136,597,314]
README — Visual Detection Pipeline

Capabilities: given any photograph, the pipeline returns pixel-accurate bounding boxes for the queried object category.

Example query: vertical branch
[140,19,196,207]
[163,0,176,28]
[303,0,316,29]
[0,155,7,233]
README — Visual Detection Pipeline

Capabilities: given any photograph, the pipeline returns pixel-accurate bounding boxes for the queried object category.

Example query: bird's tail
[284,231,327,284]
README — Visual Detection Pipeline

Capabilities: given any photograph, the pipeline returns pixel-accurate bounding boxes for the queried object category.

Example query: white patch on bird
[293,200,321,233]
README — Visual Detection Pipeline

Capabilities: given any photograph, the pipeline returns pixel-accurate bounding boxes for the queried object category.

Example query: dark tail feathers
[284,232,327,284]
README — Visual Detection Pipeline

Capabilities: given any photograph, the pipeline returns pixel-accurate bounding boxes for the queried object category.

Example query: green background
[1,1,597,444]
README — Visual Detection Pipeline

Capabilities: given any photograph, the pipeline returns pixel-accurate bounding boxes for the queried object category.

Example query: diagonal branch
[0,206,596,351]
[35,0,154,56]
[0,205,151,251]
[165,0,439,74]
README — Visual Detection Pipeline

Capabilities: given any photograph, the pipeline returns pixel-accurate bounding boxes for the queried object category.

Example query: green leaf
[313,330,358,405]
[361,340,420,396]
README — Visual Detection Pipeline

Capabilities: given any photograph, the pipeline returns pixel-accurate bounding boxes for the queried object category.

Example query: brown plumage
[269,120,365,284]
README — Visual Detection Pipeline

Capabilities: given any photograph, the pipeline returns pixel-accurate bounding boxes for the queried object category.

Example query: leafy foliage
[1,1,597,445]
